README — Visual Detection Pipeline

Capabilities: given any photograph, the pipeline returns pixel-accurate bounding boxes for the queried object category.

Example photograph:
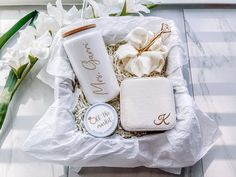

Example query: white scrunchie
[116,27,168,77]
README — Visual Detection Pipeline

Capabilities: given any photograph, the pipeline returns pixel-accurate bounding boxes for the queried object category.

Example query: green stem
[0,70,18,129]
[0,102,9,129]
[11,58,38,98]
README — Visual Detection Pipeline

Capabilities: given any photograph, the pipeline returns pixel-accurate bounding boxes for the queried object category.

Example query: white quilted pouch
[120,77,176,131]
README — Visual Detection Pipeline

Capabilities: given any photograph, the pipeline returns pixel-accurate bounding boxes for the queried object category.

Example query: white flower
[79,6,96,18]
[116,27,168,77]
[85,0,153,17]
[3,26,35,70]
[4,48,29,70]
[3,0,78,71]
[80,0,107,18]
[102,0,124,14]
[126,0,150,14]
[14,25,52,59]
[34,12,60,36]
[30,31,52,60]
[34,0,80,36]
[47,0,80,27]
[101,0,153,15]
[66,6,81,23]
[102,0,151,15]
[15,26,37,50]
[3,26,52,70]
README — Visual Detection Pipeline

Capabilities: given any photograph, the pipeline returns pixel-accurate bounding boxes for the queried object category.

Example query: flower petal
[30,48,50,60]
[102,0,124,14]
[65,6,81,24]
[35,31,52,47]
[125,0,150,14]
[47,0,66,26]
[4,49,29,70]
[30,31,52,60]
[87,0,108,17]
[34,12,60,36]
[134,4,150,13]
[16,26,36,50]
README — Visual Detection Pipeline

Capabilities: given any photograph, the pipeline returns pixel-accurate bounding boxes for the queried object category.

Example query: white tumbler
[62,24,119,104]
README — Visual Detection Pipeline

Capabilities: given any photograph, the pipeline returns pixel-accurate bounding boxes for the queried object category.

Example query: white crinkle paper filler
[23,17,221,174]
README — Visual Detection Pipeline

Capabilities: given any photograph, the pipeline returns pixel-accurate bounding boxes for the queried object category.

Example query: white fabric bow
[116,26,169,77]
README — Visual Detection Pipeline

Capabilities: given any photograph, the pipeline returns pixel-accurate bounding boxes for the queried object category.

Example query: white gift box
[23,17,221,174]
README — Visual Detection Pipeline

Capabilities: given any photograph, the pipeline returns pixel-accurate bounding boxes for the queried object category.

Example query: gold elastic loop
[138,23,171,55]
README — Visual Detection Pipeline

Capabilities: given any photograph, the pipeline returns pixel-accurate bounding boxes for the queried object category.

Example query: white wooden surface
[0,4,236,177]
[184,9,236,177]
[0,6,66,177]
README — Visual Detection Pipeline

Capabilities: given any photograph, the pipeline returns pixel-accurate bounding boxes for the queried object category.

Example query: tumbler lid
[63,24,96,38]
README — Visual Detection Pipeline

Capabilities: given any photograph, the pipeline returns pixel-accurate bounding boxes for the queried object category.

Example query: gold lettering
[153,113,171,126]
[90,82,108,95]
[81,42,100,70]
[81,42,108,96]
[82,60,100,70]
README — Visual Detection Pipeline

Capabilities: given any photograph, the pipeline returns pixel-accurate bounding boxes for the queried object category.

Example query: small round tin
[84,103,118,138]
